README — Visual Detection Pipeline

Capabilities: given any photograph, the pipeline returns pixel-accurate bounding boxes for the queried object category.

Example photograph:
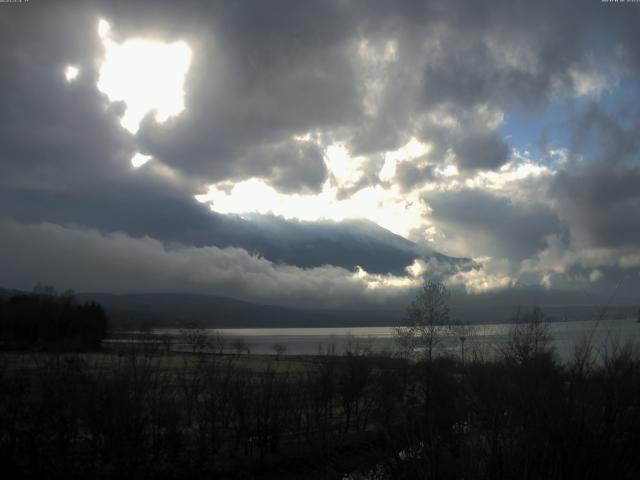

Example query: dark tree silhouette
[0,292,108,350]
[394,279,451,361]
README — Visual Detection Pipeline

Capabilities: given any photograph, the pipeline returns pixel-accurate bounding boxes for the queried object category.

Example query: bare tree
[394,279,450,362]
[272,343,287,360]
[181,322,208,354]
[232,338,248,356]
[209,330,226,355]
[502,306,554,364]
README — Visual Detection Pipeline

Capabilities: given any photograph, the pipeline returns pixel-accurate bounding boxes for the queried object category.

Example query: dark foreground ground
[2,331,640,479]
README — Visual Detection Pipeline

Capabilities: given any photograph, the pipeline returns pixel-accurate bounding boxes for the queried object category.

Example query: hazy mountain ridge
[3,286,636,329]
[76,291,401,329]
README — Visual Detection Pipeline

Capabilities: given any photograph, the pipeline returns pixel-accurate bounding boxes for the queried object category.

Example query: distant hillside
[78,288,640,329]
[76,292,402,329]
[3,286,637,329]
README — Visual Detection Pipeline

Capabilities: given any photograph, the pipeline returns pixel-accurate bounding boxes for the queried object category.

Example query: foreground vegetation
[2,283,639,478]
[2,326,640,479]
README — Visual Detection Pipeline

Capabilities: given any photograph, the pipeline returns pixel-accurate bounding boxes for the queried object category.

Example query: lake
[110,317,640,361]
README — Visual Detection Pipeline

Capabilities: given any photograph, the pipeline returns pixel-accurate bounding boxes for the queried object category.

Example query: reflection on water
[108,318,640,360]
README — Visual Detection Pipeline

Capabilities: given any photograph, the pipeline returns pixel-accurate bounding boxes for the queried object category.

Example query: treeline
[0,289,108,351]
[1,327,640,478]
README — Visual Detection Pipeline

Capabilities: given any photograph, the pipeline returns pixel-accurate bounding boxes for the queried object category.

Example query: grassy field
[2,350,317,375]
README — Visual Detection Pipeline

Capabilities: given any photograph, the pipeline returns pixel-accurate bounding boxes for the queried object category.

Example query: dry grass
[0,349,317,376]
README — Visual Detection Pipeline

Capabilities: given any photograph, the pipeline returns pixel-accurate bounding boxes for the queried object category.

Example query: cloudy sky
[1,0,639,309]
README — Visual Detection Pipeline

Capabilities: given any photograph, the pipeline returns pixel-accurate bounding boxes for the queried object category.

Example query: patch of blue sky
[501,78,638,166]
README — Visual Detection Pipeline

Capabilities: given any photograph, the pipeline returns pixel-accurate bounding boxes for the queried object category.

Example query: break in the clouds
[1,0,640,307]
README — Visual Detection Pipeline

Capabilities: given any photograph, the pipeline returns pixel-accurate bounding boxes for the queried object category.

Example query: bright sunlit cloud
[98,18,111,39]
[196,134,432,237]
[447,262,515,293]
[196,177,426,239]
[131,152,152,168]
[352,265,419,291]
[379,137,431,181]
[323,137,431,186]
[64,65,79,82]
[96,19,192,134]
[324,144,368,186]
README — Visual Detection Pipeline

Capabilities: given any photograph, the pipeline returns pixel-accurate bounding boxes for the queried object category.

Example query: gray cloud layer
[550,104,640,250]
[1,1,640,303]
[425,189,566,262]
[0,220,412,310]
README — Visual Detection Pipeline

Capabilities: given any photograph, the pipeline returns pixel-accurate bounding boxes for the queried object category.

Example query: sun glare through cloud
[192,137,434,239]
[195,138,439,239]
[379,137,431,181]
[96,19,192,134]
[196,179,425,240]
[64,65,79,82]
[98,18,110,39]
[131,152,152,168]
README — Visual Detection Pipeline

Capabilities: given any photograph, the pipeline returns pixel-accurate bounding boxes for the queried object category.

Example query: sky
[1,0,640,310]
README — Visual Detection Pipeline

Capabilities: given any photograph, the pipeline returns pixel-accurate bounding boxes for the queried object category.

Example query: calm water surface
[141,318,640,360]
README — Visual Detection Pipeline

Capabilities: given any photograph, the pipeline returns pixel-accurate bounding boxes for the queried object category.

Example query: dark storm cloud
[0,3,134,193]
[344,0,627,161]
[551,264,640,301]
[65,0,640,185]
[1,0,640,302]
[105,0,636,180]
[125,0,362,188]
[0,0,438,277]
[550,164,640,249]
[453,130,510,171]
[395,162,435,192]
[409,0,628,110]
[425,189,565,261]
[548,101,640,250]
[244,140,328,194]
[568,103,640,166]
